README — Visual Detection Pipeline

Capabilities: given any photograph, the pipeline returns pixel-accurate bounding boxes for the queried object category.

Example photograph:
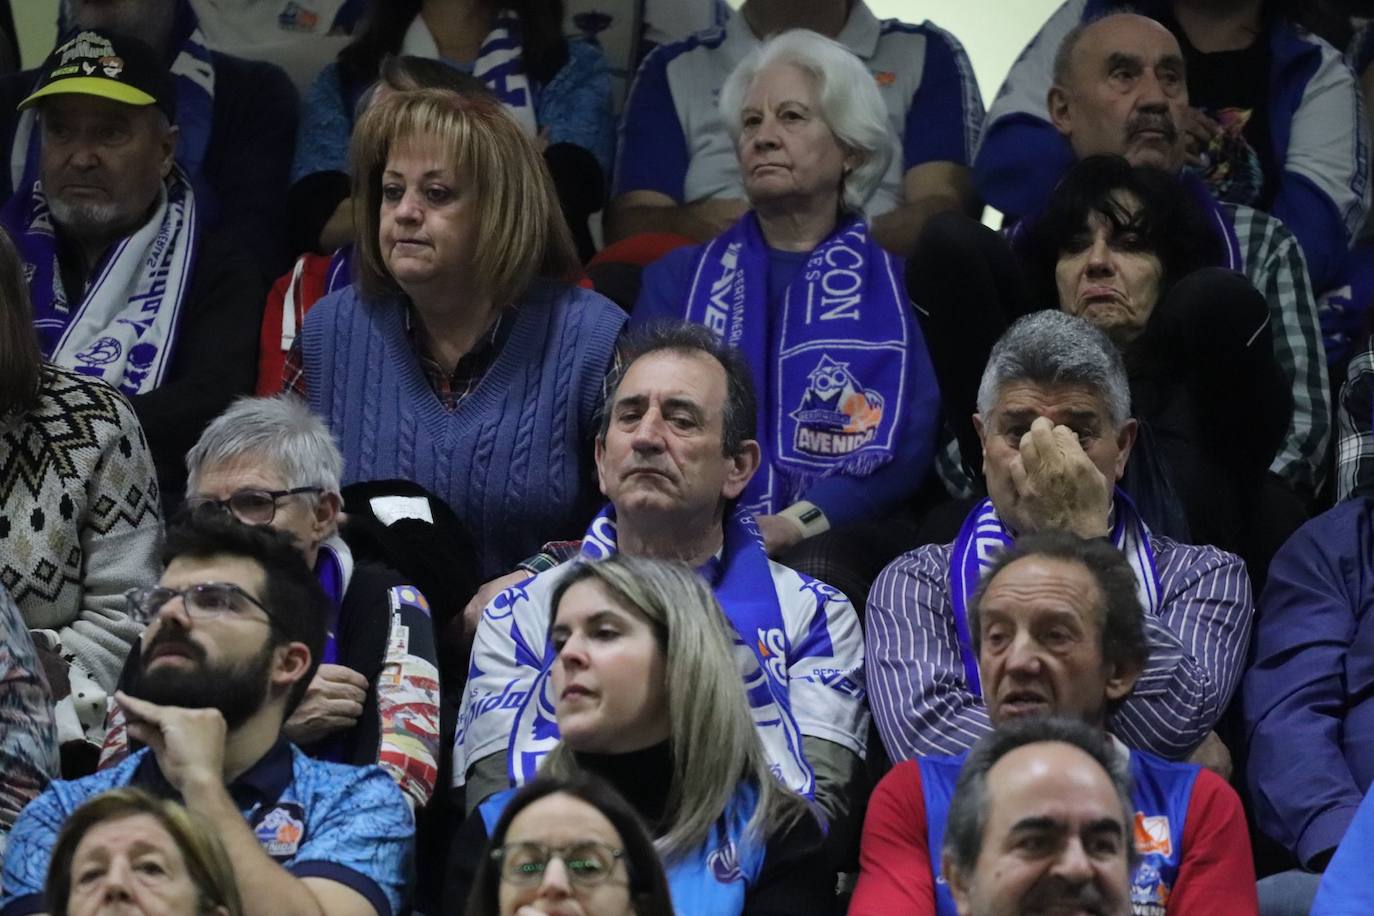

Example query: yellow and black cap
[19,30,176,123]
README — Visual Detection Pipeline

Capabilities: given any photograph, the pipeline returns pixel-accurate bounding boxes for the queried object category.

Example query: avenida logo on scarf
[790,354,885,457]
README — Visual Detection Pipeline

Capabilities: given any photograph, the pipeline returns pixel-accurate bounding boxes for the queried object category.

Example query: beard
[129,627,276,730]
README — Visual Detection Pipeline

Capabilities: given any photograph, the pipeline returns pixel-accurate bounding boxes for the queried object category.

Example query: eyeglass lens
[500,842,620,886]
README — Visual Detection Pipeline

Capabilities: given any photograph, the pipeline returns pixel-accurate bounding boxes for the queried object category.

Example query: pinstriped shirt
[866,534,1253,763]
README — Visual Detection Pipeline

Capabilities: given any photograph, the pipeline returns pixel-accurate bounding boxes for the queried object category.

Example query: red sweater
[849,759,1258,915]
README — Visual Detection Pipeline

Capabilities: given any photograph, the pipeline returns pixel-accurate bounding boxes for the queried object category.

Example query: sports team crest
[789,354,885,457]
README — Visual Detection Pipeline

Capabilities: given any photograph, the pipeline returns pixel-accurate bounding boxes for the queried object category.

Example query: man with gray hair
[853,533,1256,915]
[101,395,441,812]
[866,311,1252,765]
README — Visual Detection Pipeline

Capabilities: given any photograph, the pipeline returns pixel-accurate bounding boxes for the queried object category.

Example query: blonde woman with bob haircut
[445,554,836,915]
[295,88,626,581]
[45,788,242,916]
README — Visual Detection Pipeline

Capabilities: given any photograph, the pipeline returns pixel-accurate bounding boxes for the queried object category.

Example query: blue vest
[479,782,767,916]
[919,748,1197,915]
[301,281,625,578]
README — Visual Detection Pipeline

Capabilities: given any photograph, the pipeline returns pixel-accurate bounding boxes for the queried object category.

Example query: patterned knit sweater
[0,366,160,697]
[303,281,625,578]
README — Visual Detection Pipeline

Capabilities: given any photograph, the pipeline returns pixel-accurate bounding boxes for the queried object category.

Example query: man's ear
[1105,654,1142,703]
[942,853,975,916]
[272,642,313,693]
[594,436,609,497]
[313,491,342,541]
[1113,418,1137,481]
[159,122,179,179]
[1048,85,1073,136]
[721,439,762,501]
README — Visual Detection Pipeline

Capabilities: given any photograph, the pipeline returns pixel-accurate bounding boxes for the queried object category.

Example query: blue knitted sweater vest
[302,281,626,578]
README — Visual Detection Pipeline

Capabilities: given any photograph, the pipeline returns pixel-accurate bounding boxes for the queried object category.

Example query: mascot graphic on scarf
[790,354,884,456]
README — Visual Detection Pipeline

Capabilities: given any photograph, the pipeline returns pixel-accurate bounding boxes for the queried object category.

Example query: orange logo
[1133,813,1172,857]
[873,71,896,87]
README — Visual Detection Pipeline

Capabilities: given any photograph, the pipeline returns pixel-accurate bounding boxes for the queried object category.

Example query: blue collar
[132,737,294,809]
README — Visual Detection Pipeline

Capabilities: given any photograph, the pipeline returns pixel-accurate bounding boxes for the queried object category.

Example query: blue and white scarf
[2,170,199,395]
[507,504,816,797]
[12,16,217,207]
[947,490,1161,695]
[682,213,912,516]
[401,9,537,136]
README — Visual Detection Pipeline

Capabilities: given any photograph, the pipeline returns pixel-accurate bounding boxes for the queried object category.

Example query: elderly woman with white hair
[102,395,441,812]
[632,29,941,568]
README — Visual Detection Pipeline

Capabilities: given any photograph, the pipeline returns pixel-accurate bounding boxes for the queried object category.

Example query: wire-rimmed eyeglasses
[124,582,274,626]
[184,487,323,526]
[490,841,625,887]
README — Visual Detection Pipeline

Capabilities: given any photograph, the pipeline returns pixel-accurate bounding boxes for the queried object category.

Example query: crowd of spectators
[1,0,1374,914]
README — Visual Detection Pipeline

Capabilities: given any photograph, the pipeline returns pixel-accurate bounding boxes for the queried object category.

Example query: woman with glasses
[463,773,672,916]
[445,555,833,915]
[0,223,159,762]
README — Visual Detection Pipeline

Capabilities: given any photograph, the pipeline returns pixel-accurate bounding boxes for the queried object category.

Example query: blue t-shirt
[1,740,414,916]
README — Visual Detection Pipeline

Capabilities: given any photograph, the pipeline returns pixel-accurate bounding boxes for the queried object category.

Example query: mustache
[140,627,206,667]
[1022,876,1117,914]
[1126,113,1177,141]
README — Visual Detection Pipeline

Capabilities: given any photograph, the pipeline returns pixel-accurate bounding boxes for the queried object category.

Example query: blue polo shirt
[0,739,413,916]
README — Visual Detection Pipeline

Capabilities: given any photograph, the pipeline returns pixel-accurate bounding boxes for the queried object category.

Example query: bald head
[1048,13,1190,172]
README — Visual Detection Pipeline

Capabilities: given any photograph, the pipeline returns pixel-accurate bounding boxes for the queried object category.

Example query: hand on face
[1008,417,1112,538]
[115,690,227,793]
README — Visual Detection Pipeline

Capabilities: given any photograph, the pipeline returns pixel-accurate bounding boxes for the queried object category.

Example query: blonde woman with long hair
[446,554,835,915]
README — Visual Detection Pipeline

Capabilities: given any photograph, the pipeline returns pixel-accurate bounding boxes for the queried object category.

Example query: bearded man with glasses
[101,394,442,816]
[0,513,415,916]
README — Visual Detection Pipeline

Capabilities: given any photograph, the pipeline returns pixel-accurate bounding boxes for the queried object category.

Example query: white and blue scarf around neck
[401,8,537,136]
[507,503,816,798]
[948,489,1161,695]
[681,213,912,516]
[2,169,199,395]
[11,14,216,202]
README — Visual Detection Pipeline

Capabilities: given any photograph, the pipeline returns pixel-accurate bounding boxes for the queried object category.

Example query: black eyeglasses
[491,841,625,887]
[124,582,274,625]
[184,487,323,525]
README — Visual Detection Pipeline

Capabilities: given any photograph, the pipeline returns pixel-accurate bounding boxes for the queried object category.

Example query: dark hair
[162,512,329,711]
[1017,155,1225,313]
[465,774,675,916]
[969,530,1151,682]
[0,226,44,417]
[942,716,1137,879]
[337,1,568,94]
[46,788,243,916]
[380,54,496,97]
[600,322,759,458]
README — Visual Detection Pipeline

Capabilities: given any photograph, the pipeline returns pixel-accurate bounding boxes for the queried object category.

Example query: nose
[557,633,589,672]
[100,858,135,902]
[68,140,101,170]
[152,591,194,629]
[1005,632,1043,676]
[751,113,781,151]
[629,409,667,453]
[1050,836,1094,885]
[537,856,574,899]
[394,188,423,224]
[1084,235,1115,278]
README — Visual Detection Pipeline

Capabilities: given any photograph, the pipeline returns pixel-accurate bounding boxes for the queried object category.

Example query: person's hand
[1010,417,1111,538]
[282,664,369,746]
[1187,731,1233,782]
[1181,106,1221,169]
[756,514,806,558]
[684,197,751,236]
[463,571,530,637]
[115,690,227,793]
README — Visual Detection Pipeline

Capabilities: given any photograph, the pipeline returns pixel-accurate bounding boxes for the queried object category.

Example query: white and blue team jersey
[454,550,868,793]
[612,0,984,218]
[0,742,414,916]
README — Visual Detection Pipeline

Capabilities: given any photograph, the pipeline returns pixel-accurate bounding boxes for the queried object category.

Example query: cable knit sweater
[302,281,625,578]
[0,366,160,698]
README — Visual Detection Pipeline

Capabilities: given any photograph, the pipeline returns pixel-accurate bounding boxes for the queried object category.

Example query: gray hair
[542,555,810,862]
[185,395,343,496]
[975,311,1131,428]
[719,28,893,212]
[942,716,1138,879]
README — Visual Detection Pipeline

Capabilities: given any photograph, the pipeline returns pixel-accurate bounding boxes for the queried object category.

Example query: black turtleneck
[574,740,673,831]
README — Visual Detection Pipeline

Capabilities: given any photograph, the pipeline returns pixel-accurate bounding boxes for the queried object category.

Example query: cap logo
[57,32,117,67]
[99,56,125,79]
